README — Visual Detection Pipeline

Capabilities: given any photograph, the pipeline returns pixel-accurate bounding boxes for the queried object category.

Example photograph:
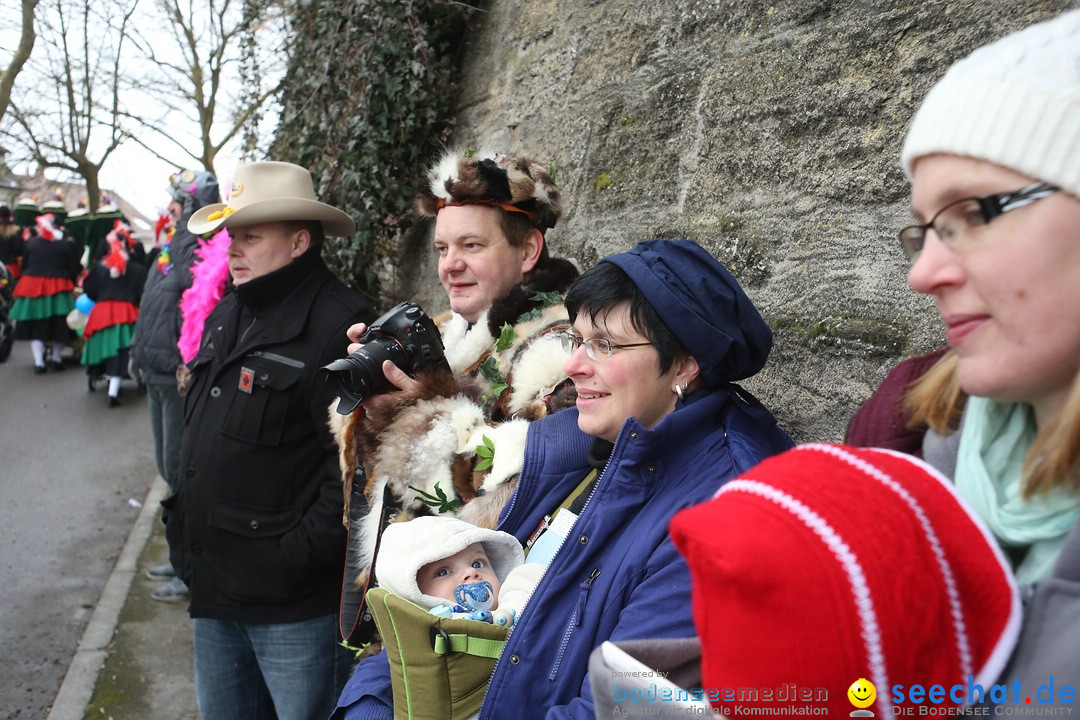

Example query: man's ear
[291,228,311,258]
[520,229,544,274]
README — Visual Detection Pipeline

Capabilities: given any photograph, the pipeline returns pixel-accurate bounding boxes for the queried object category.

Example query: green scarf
[955,396,1080,584]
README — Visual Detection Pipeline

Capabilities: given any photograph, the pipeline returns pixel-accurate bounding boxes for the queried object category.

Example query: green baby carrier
[366,587,511,720]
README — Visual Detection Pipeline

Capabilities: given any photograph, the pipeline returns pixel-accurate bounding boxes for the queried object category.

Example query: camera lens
[322,337,410,414]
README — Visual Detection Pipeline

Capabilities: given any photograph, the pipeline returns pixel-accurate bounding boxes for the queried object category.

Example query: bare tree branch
[0,0,41,123]
[8,0,141,209]
[126,0,285,176]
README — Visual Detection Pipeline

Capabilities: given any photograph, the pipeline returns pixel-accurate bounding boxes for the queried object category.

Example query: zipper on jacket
[481,425,629,718]
[575,568,602,627]
[547,566,602,683]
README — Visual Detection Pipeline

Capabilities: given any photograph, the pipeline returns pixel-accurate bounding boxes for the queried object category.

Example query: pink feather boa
[178,228,231,363]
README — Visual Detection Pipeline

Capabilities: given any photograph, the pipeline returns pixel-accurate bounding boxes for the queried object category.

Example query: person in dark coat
[164,161,376,720]
[0,205,24,281]
[130,170,219,601]
[9,214,80,373]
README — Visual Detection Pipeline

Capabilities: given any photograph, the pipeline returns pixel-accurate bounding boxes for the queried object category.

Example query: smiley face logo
[848,678,876,709]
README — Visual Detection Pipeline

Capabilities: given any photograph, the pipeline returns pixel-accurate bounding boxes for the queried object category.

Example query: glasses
[558,331,652,361]
[898,182,1059,263]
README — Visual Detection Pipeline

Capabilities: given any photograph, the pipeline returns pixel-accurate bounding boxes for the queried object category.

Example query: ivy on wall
[271,0,476,302]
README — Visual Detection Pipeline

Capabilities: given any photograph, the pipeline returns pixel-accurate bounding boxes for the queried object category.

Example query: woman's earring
[675,383,686,400]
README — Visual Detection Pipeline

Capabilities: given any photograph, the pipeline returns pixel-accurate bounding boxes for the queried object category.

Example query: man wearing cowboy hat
[165,161,375,720]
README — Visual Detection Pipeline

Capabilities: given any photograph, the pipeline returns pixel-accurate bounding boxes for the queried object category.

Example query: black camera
[322,301,450,415]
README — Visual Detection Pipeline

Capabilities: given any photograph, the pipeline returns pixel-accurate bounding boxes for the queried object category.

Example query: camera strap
[339,474,400,648]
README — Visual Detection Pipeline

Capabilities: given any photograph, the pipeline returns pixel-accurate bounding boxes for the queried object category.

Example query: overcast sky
[2,0,284,227]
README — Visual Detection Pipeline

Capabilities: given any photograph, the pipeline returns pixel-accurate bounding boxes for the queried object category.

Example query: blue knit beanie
[601,239,772,385]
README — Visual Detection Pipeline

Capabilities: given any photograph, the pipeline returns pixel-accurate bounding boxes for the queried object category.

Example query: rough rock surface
[394,0,1077,443]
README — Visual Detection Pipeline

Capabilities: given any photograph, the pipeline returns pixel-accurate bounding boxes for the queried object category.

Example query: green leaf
[474,434,495,472]
[494,323,516,352]
[477,355,503,385]
[530,290,562,308]
[408,482,462,514]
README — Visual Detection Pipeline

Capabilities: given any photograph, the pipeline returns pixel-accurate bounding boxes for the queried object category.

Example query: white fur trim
[370,395,486,514]
[467,419,529,493]
[430,153,462,202]
[498,562,545,617]
[376,516,524,609]
[441,310,495,376]
[506,334,568,415]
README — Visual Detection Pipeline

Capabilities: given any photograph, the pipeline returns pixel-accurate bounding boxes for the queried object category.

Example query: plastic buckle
[431,626,451,655]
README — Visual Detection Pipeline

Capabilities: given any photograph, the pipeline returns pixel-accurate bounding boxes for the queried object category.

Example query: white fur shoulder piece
[441,310,495,375]
[466,419,529,493]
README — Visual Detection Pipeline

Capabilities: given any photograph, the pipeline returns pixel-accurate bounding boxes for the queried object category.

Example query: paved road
[0,345,156,719]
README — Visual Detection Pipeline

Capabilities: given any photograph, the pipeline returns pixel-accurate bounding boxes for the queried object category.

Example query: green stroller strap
[432,632,505,659]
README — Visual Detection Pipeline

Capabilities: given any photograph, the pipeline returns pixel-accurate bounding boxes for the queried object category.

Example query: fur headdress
[416,149,562,230]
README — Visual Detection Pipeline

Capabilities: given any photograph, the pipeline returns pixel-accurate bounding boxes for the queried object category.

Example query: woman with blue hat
[334,238,793,719]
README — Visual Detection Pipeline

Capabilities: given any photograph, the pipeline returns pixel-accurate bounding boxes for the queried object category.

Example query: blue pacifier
[454,581,495,612]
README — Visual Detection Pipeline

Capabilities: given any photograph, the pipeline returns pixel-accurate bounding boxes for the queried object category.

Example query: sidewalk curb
[47,476,168,720]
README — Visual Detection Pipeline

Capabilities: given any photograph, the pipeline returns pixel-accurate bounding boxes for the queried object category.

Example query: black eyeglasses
[558,331,652,361]
[898,182,1059,263]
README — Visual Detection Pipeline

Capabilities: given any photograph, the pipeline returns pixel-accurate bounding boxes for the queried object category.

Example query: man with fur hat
[332,149,579,645]
[164,161,376,720]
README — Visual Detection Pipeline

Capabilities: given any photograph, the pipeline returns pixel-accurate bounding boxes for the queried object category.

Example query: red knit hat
[670,444,1020,717]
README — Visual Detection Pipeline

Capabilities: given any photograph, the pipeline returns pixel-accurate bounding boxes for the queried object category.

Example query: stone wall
[396,0,1077,442]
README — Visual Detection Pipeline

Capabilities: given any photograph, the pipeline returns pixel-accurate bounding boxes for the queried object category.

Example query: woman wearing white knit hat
[896,8,1080,698]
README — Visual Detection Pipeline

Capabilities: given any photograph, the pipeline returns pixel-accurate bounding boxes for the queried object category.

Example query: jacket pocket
[547,567,602,684]
[221,352,304,446]
[161,492,189,583]
[210,500,306,604]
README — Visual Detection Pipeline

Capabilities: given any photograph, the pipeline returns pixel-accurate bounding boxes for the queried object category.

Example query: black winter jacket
[131,181,219,385]
[21,235,80,280]
[166,249,375,623]
[83,262,147,306]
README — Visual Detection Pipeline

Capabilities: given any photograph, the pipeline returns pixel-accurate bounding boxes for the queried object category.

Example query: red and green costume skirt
[11,276,76,342]
[81,300,138,370]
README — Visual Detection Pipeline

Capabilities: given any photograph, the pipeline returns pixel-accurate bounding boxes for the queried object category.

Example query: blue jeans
[193,614,353,720]
[147,383,184,493]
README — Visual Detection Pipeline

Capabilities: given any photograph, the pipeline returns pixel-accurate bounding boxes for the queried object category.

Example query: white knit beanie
[375,515,524,609]
[901,9,1080,198]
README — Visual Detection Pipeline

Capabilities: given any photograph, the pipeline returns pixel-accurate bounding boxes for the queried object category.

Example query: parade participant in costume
[10,214,80,373]
[131,169,219,601]
[331,150,579,645]
[0,205,23,281]
[334,239,794,719]
[81,221,148,406]
[91,205,146,268]
[851,9,1080,697]
[165,161,375,720]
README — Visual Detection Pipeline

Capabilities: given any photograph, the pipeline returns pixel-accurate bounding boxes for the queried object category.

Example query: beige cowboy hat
[188,161,355,237]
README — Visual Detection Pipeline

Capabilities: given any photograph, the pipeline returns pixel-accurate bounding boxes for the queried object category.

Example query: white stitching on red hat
[806,444,974,682]
[718,479,891,714]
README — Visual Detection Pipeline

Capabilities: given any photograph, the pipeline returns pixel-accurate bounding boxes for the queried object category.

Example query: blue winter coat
[333,384,793,720]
